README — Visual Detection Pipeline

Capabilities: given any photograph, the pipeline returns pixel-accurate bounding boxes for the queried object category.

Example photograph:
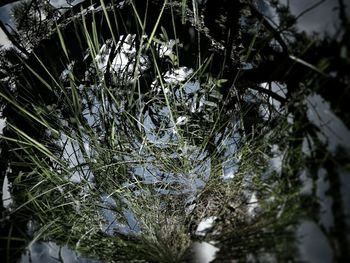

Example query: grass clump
[0,0,332,262]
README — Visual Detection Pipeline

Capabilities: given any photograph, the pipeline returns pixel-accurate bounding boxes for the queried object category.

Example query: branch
[0,20,30,56]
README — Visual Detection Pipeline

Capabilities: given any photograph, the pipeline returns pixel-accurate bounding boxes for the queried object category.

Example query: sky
[285,0,350,35]
[0,3,12,48]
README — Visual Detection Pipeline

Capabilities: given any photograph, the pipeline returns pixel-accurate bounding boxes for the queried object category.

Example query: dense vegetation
[0,0,349,262]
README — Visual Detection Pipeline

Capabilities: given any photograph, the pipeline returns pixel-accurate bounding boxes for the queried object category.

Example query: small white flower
[176,116,188,125]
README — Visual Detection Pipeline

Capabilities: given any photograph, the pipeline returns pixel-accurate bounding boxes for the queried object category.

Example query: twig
[248,85,287,104]
[248,3,289,55]
[294,0,326,21]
